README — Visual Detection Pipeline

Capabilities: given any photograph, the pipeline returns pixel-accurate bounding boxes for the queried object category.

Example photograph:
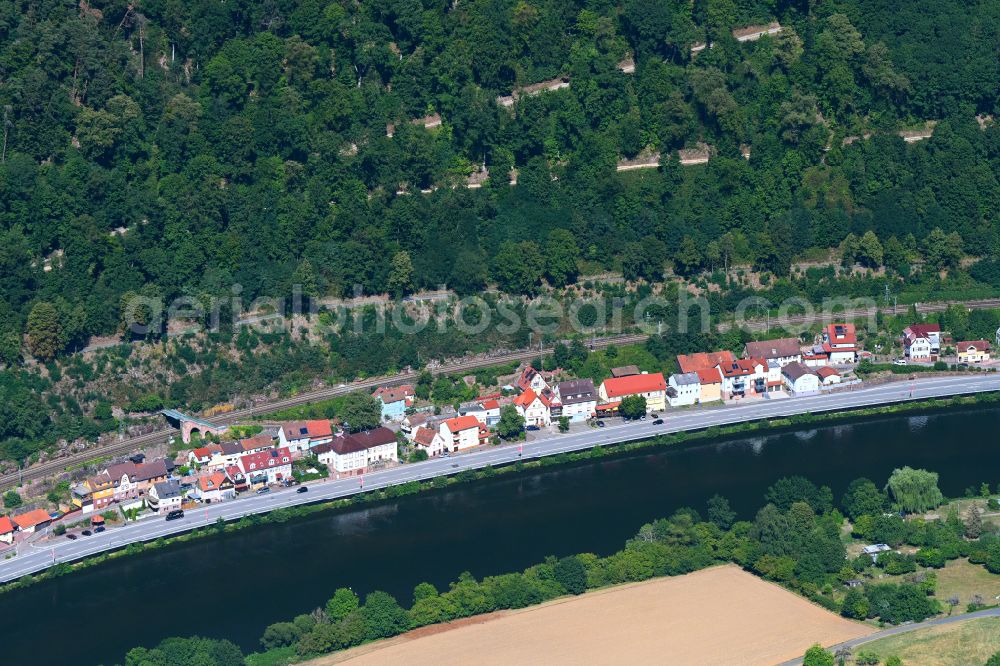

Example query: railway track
[4,296,998,491]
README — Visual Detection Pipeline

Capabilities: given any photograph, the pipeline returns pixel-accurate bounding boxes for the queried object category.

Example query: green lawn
[859,617,1000,666]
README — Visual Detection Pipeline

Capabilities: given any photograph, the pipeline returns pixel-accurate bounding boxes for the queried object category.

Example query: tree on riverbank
[886,467,944,514]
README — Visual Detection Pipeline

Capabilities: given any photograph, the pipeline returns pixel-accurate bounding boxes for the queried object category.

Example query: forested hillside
[1,0,1000,362]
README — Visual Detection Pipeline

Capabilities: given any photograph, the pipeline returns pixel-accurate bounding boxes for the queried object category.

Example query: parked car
[165,509,184,521]
[893,358,907,366]
[81,529,92,536]
[66,533,78,540]
[526,425,540,431]
[94,525,105,533]
[296,486,309,494]
[639,415,647,421]
[256,487,271,495]
[450,463,459,468]
[441,451,450,458]
[650,413,659,419]
[596,420,605,428]
[652,419,664,425]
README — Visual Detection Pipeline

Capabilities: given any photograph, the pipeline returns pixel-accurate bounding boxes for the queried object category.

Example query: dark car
[450,463,459,468]
[296,486,309,494]
[596,420,605,428]
[165,509,184,521]
[256,487,270,495]
[652,419,664,425]
[81,529,92,536]
[66,533,78,540]
[94,525,105,533]
[650,413,659,419]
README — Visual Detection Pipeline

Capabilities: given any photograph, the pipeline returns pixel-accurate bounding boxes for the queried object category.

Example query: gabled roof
[826,323,857,345]
[280,420,333,441]
[601,373,667,397]
[134,459,169,482]
[905,323,940,338]
[557,379,597,405]
[0,516,15,534]
[153,480,181,499]
[240,447,293,472]
[670,372,700,386]
[610,365,640,377]
[958,339,991,352]
[219,440,243,456]
[199,472,228,492]
[515,366,546,392]
[13,508,51,530]
[781,361,815,382]
[240,435,273,451]
[696,368,722,384]
[413,427,440,447]
[717,358,763,378]
[331,427,397,454]
[373,385,414,404]
[443,415,481,432]
[816,366,840,379]
[677,351,735,373]
[744,338,801,360]
[480,399,500,410]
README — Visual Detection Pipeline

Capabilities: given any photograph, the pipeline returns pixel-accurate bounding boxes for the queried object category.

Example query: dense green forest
[1,0,999,364]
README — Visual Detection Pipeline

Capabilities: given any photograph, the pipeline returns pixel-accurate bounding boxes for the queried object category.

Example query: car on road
[441,452,450,457]
[66,533,78,540]
[296,486,308,494]
[893,358,907,366]
[639,415,647,421]
[652,419,664,425]
[450,463,459,468]
[596,420,605,427]
[165,509,184,521]
[256,487,271,495]
[81,529,92,536]
[650,413,659,419]
[526,425,539,431]
[94,525,105,533]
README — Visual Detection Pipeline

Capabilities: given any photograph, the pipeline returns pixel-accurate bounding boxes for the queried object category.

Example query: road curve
[2,373,998,585]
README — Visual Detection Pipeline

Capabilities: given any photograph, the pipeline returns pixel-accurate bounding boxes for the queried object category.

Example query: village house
[903,323,941,361]
[278,420,334,454]
[801,344,829,367]
[372,385,414,421]
[207,441,246,470]
[411,426,446,457]
[695,368,723,403]
[195,472,235,503]
[313,427,398,476]
[514,388,555,427]
[815,366,842,386]
[555,379,597,422]
[71,474,115,513]
[401,411,432,437]
[225,465,249,493]
[0,515,15,544]
[957,340,991,364]
[102,458,170,507]
[667,372,700,407]
[515,366,550,394]
[239,447,293,487]
[823,323,859,364]
[782,362,820,395]
[147,480,182,515]
[478,399,502,426]
[13,508,52,534]
[599,372,667,412]
[677,351,735,374]
[743,338,802,367]
[240,434,274,455]
[439,415,488,452]
[610,365,641,378]
[188,444,223,466]
[716,358,766,400]
[459,402,489,425]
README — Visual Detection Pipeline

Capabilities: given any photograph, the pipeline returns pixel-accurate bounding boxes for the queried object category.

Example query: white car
[893,359,908,366]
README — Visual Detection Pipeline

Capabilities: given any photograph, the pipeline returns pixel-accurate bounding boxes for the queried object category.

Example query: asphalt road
[2,373,999,585]
[777,606,1000,666]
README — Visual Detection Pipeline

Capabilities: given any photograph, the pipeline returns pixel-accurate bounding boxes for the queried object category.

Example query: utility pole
[1,105,11,163]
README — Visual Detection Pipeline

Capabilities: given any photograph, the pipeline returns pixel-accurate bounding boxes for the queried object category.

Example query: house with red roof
[312,427,398,476]
[12,508,52,534]
[695,368,723,403]
[715,358,767,400]
[515,366,549,394]
[239,447,293,487]
[439,415,489,452]
[823,323,859,364]
[513,388,555,427]
[903,323,941,360]
[196,471,235,503]
[0,515,16,544]
[815,366,842,386]
[479,399,502,426]
[278,420,334,454]
[412,426,446,457]
[188,443,223,466]
[598,372,667,412]
[677,351,735,374]
[240,435,274,455]
[957,340,991,364]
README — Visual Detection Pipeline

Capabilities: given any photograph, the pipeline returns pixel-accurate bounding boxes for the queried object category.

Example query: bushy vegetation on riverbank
[119,455,1000,666]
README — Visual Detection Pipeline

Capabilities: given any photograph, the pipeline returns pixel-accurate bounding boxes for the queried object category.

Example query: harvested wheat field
[310,565,873,666]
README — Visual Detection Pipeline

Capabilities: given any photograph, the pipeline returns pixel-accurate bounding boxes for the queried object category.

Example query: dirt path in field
[306,564,873,666]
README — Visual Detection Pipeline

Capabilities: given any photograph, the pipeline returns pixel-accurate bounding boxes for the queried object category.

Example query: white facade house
[439,416,485,452]
[514,388,554,426]
[277,420,333,454]
[313,427,398,476]
[555,379,598,421]
[903,324,941,360]
[782,362,820,395]
[667,372,700,407]
[412,426,446,457]
[147,481,182,515]
[743,338,802,367]
[238,447,293,486]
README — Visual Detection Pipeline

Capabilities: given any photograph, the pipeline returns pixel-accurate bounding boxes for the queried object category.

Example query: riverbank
[4,386,1000,596]
[302,565,871,666]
